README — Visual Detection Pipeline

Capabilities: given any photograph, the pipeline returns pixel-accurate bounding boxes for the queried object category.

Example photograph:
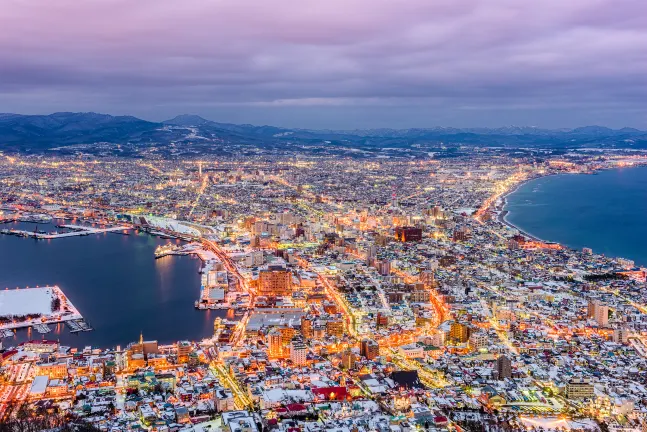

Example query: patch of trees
[0,404,101,432]
[584,272,627,282]
[51,297,61,311]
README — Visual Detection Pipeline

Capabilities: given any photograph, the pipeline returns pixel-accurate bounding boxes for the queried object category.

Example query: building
[613,327,630,344]
[267,328,283,358]
[326,318,344,337]
[452,227,469,242]
[449,322,470,343]
[497,355,512,380]
[395,226,423,242]
[469,332,489,351]
[301,317,313,339]
[289,340,308,366]
[340,348,356,370]
[376,312,389,328]
[565,378,595,399]
[360,338,379,360]
[588,300,609,327]
[177,341,192,363]
[259,265,293,296]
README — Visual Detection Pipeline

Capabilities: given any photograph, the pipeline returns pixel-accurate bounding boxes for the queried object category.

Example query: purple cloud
[0,0,645,128]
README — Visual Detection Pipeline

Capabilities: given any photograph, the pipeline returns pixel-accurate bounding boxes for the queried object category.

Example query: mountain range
[0,112,646,156]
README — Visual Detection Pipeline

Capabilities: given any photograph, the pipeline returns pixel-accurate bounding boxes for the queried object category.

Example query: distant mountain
[0,112,645,154]
[0,112,161,151]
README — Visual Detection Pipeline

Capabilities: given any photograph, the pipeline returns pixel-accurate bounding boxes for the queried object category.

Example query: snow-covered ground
[0,286,83,330]
[0,287,54,317]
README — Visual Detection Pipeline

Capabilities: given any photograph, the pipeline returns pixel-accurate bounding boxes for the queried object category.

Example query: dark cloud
[0,0,645,128]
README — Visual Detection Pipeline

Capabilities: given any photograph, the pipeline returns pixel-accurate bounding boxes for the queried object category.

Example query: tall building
[289,340,308,366]
[177,341,192,364]
[340,348,356,370]
[326,318,344,337]
[259,265,293,296]
[360,338,379,360]
[267,329,283,358]
[613,327,629,344]
[588,300,609,327]
[497,355,512,380]
[449,322,470,343]
[301,317,313,339]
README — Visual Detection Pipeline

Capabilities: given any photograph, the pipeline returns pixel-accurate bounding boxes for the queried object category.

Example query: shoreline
[495,165,647,266]
[495,174,554,243]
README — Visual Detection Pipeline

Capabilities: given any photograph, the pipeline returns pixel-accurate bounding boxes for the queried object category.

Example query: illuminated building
[341,348,356,370]
[496,355,512,380]
[418,269,435,287]
[394,226,423,242]
[267,328,283,358]
[177,341,192,363]
[449,322,470,343]
[289,340,308,366]
[376,312,389,329]
[468,332,489,351]
[565,378,594,399]
[588,300,609,327]
[326,318,344,337]
[300,317,313,339]
[259,265,293,296]
[360,338,379,360]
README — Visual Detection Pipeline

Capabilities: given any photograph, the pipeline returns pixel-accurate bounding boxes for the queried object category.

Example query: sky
[1,0,646,129]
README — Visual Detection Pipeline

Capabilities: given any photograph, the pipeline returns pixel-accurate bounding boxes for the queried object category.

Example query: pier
[0,224,131,240]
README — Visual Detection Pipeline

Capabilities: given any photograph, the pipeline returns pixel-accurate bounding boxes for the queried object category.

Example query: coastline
[495,165,647,265]
[494,174,555,243]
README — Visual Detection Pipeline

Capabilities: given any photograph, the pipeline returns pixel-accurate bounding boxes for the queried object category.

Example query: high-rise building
[588,300,609,327]
[468,332,488,351]
[326,318,344,337]
[360,338,379,360]
[289,340,308,366]
[497,355,512,380]
[340,348,356,370]
[259,265,293,296]
[449,322,470,343]
[267,329,283,358]
[177,341,192,364]
[301,317,313,339]
[452,227,470,242]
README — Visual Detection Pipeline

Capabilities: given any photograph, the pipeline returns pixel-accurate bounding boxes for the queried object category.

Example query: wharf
[0,224,131,239]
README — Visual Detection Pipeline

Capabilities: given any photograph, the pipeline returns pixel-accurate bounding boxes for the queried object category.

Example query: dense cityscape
[1,149,647,432]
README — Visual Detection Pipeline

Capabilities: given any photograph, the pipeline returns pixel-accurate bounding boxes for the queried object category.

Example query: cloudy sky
[1,0,645,128]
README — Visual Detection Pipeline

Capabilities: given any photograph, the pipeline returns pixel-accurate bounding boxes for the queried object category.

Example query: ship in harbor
[154,243,182,258]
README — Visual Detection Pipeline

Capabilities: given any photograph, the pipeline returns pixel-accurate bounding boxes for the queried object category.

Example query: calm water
[0,220,224,349]
[504,166,647,266]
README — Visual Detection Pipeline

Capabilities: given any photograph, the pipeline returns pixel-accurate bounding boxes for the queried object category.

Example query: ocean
[504,166,647,267]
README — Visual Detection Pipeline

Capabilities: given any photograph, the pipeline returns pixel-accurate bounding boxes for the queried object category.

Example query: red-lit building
[395,226,422,242]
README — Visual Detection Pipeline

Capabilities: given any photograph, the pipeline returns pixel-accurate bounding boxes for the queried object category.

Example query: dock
[0,224,131,240]
[65,319,93,333]
[33,323,51,334]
